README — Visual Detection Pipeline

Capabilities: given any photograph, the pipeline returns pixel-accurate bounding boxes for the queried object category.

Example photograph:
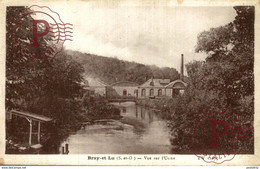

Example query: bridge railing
[106,95,137,100]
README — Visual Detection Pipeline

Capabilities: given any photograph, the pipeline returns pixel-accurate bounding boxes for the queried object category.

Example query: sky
[47,1,237,73]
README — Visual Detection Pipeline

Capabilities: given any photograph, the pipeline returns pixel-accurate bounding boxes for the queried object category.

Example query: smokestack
[180,54,184,81]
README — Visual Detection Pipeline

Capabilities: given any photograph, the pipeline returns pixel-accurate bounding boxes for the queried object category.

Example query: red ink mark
[209,120,229,147]
[188,107,253,164]
[8,5,73,63]
[30,20,50,47]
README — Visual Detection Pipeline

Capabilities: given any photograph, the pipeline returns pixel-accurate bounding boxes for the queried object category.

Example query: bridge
[107,98,137,103]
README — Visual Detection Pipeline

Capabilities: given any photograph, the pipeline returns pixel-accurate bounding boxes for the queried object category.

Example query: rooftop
[10,110,52,122]
[139,78,171,88]
[111,81,139,87]
[84,77,108,87]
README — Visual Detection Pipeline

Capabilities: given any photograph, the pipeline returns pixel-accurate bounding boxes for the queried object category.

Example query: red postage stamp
[189,107,253,164]
[8,5,72,62]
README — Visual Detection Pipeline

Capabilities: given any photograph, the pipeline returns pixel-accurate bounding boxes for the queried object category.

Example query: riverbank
[136,97,188,153]
[58,101,174,154]
[5,96,122,154]
[136,97,176,119]
[137,96,255,154]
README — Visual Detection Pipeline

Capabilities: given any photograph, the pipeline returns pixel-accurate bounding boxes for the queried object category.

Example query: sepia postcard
[0,0,259,166]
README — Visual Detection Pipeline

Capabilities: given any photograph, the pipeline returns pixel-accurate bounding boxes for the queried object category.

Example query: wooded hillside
[66,50,180,84]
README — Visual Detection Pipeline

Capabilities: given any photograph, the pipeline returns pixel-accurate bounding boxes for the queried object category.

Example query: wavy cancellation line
[50,23,73,26]
[49,35,73,38]
[49,31,73,34]
[49,38,73,41]
[50,26,73,30]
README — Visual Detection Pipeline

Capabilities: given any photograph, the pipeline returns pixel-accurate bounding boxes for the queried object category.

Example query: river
[59,102,174,154]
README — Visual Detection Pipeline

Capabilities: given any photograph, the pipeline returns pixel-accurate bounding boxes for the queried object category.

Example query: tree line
[66,50,181,85]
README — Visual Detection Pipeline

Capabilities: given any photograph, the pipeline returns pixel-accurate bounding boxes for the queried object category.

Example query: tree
[6,7,85,138]
[168,6,254,153]
[6,6,51,109]
[195,6,254,110]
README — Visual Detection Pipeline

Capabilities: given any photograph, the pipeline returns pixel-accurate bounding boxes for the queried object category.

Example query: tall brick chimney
[180,54,184,81]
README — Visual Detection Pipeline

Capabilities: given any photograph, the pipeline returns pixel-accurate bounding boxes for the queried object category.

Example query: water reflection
[60,102,173,154]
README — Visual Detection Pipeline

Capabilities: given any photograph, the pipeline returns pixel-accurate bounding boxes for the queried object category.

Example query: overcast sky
[48,2,237,72]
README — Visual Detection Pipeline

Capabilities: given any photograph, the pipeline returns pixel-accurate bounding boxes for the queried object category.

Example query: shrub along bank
[137,6,254,154]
